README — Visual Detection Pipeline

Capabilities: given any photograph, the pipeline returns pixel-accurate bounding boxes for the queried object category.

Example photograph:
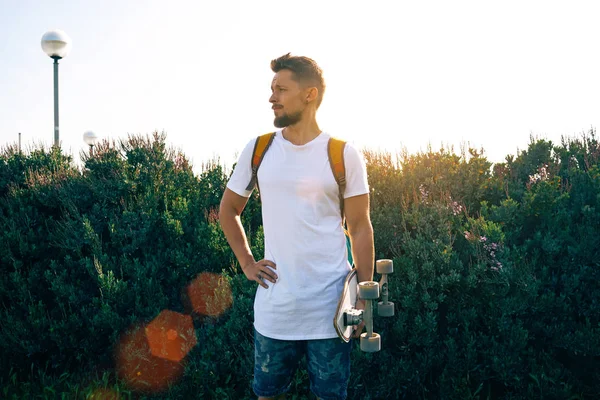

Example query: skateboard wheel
[378,301,395,317]
[376,259,393,274]
[358,281,379,300]
[360,332,381,352]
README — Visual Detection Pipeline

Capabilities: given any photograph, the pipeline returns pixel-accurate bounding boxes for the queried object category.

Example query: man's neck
[282,118,321,146]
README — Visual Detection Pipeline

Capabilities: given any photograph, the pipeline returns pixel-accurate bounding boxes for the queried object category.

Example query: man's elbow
[348,218,373,238]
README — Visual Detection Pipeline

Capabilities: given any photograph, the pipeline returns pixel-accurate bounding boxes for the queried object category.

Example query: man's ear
[305,87,318,104]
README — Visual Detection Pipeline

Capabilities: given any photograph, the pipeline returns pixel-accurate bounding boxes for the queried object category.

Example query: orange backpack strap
[327,137,347,219]
[245,132,276,192]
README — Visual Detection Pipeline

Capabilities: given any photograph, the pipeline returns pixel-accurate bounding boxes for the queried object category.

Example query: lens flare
[184,272,233,317]
[145,310,197,362]
[114,318,191,394]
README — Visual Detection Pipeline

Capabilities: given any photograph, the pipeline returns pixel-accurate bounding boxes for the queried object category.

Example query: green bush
[0,133,256,380]
[1,129,599,399]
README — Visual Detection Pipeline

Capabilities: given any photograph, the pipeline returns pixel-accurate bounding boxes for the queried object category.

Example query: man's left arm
[345,193,374,338]
[345,193,374,284]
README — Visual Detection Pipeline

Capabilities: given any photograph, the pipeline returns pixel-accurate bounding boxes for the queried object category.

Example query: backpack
[244,132,354,265]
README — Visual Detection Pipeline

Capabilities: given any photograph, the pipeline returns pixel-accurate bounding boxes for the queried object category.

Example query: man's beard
[274,110,302,128]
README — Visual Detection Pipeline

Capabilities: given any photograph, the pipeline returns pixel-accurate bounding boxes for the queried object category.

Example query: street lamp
[83,131,99,156]
[41,29,72,148]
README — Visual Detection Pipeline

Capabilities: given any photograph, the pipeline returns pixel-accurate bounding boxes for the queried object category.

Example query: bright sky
[1,0,598,174]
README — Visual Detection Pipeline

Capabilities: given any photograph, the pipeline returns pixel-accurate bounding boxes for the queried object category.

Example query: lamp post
[83,131,99,156]
[41,30,72,148]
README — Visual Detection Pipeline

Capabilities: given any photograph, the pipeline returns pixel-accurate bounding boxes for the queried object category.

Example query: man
[219,53,374,400]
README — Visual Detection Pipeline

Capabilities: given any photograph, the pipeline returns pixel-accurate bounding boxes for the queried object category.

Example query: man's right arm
[219,188,277,288]
[219,188,255,270]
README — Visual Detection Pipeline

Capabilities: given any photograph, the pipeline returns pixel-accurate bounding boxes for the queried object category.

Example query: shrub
[1,129,599,399]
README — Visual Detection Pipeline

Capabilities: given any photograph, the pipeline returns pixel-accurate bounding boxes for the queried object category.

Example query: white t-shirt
[226,130,369,340]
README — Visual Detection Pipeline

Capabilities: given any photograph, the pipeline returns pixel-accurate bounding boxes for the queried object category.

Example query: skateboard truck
[377,259,394,317]
[358,281,381,352]
[338,259,394,352]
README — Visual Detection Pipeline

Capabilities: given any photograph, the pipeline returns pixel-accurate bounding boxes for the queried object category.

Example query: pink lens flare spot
[145,310,197,362]
[114,315,194,394]
[185,272,233,317]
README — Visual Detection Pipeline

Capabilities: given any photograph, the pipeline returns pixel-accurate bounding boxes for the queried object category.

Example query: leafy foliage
[1,129,599,399]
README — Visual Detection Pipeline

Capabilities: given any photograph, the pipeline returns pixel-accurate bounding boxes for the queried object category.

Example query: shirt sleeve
[343,143,370,199]
[226,138,256,198]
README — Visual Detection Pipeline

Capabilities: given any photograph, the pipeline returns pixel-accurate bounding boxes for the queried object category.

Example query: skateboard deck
[333,260,394,351]
[333,268,358,342]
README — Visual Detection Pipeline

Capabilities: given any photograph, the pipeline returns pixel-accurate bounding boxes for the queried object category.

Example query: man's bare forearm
[350,224,374,283]
[219,209,255,271]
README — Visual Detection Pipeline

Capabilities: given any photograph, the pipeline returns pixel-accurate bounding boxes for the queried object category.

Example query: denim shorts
[253,329,352,400]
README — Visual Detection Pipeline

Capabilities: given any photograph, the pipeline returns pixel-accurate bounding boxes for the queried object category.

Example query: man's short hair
[270,53,326,108]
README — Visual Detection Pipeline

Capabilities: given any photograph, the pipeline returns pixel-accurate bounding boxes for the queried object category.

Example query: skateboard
[333,259,394,352]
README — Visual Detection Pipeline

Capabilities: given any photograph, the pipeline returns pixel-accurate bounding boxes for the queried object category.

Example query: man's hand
[242,259,278,289]
[352,299,366,338]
